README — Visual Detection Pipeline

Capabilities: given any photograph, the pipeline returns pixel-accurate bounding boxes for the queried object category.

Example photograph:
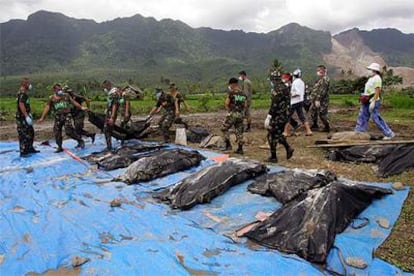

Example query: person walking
[284,69,313,136]
[238,71,253,132]
[64,87,96,143]
[221,77,247,154]
[264,71,294,163]
[355,62,395,140]
[38,84,85,152]
[310,65,331,132]
[16,78,39,157]
[102,80,122,150]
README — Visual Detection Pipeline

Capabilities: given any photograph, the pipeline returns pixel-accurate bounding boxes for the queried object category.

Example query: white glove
[25,115,33,126]
[264,114,272,129]
[369,100,376,112]
[314,100,321,108]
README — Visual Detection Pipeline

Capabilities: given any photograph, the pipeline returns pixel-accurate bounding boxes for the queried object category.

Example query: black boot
[221,139,232,151]
[323,125,331,132]
[245,123,251,132]
[90,133,96,144]
[267,151,277,163]
[55,147,64,153]
[234,144,243,154]
[311,123,319,131]
[75,140,85,149]
[279,136,294,160]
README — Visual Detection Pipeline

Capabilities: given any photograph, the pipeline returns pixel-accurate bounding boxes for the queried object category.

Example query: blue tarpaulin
[0,136,412,275]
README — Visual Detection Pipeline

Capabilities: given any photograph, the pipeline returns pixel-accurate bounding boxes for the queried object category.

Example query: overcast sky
[1,0,413,34]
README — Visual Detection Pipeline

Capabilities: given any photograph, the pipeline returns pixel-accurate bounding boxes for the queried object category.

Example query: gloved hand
[369,100,376,112]
[264,114,272,129]
[314,100,321,108]
[25,114,33,126]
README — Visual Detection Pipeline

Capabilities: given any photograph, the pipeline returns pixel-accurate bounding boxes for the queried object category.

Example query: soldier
[38,84,85,152]
[264,71,294,163]
[169,83,191,128]
[238,70,253,132]
[310,65,331,132]
[102,80,121,150]
[16,78,39,157]
[64,87,96,143]
[147,85,178,143]
[119,90,131,129]
[221,77,246,154]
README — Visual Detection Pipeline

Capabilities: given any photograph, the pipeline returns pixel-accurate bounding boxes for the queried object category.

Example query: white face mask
[103,88,108,93]
[317,71,323,76]
[56,90,63,96]
[238,76,243,81]
[367,70,375,76]
[28,84,33,90]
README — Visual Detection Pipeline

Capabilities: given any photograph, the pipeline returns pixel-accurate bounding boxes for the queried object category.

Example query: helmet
[367,62,381,72]
[293,68,301,78]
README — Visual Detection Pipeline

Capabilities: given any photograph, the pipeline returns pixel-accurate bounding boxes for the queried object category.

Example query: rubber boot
[279,136,294,160]
[267,150,277,163]
[75,139,85,149]
[245,123,251,132]
[323,124,331,133]
[234,144,243,154]
[304,122,313,136]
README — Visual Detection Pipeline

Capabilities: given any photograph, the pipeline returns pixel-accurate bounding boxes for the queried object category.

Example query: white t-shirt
[290,78,305,105]
[363,75,382,97]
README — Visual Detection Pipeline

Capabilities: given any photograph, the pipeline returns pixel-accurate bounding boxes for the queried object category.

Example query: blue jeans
[354,101,394,137]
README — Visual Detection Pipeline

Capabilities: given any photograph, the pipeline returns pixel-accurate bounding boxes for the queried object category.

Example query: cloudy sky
[1,0,413,34]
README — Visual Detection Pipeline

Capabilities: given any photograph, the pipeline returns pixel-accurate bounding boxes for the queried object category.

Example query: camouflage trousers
[158,112,176,142]
[54,113,83,148]
[310,100,330,129]
[221,111,244,145]
[267,119,290,155]
[16,118,35,154]
[73,111,94,138]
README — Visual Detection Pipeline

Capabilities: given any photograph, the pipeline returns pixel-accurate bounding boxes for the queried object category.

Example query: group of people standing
[16,61,394,159]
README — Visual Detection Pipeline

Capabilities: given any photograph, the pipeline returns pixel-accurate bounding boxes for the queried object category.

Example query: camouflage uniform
[221,87,246,147]
[241,78,253,130]
[267,78,294,162]
[157,93,176,143]
[174,92,189,128]
[47,94,84,150]
[104,89,120,150]
[16,91,35,155]
[310,75,331,131]
[119,93,131,128]
[70,93,95,141]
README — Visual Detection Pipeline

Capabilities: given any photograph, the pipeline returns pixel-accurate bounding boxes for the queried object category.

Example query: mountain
[324,28,414,86]
[0,11,331,82]
[1,11,413,87]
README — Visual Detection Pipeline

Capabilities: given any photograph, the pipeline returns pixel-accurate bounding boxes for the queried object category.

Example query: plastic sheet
[0,136,412,275]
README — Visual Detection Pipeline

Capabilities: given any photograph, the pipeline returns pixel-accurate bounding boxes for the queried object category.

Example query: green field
[1,92,413,122]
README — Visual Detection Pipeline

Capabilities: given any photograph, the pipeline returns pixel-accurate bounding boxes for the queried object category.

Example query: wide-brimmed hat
[367,62,381,72]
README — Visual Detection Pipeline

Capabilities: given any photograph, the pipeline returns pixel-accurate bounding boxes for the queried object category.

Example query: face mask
[227,85,232,91]
[317,71,322,76]
[367,70,375,76]
[155,92,162,100]
[238,76,243,81]
[103,88,108,93]
[56,90,63,96]
[28,84,33,90]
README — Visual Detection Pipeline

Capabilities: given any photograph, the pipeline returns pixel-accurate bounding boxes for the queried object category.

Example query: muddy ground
[1,108,413,271]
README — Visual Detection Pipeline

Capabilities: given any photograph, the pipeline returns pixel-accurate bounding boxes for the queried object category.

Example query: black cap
[228,77,239,84]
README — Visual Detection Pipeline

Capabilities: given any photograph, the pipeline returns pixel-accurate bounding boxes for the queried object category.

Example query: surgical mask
[28,84,33,90]
[103,88,108,93]
[56,90,63,96]
[155,92,162,100]
[367,70,375,77]
[317,71,323,76]
[227,85,232,91]
[238,76,243,81]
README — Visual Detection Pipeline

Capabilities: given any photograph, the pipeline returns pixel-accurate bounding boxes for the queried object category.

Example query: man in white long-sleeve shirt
[284,69,313,136]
